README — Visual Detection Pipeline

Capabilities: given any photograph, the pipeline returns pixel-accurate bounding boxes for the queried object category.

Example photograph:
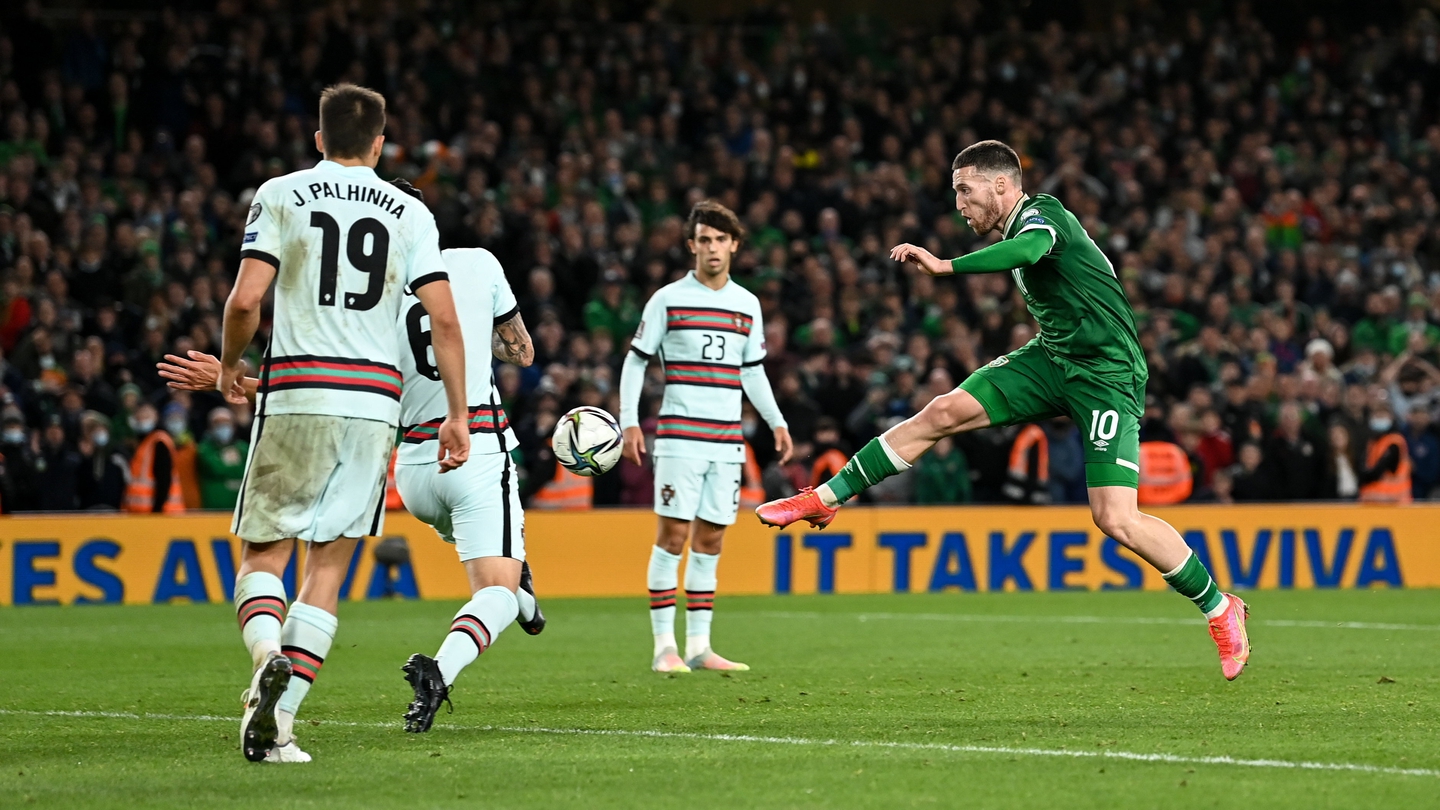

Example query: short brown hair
[686,200,746,243]
[319,84,387,159]
[952,140,1022,179]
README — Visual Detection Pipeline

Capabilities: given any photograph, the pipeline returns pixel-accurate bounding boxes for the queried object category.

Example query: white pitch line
[752,611,1440,632]
[1,708,1435,779]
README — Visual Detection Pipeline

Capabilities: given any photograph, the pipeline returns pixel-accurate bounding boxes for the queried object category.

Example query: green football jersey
[1002,194,1145,377]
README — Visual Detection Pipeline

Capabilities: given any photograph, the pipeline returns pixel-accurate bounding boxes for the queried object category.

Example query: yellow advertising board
[0,504,1428,606]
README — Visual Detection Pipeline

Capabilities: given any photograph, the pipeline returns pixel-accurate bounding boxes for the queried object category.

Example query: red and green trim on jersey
[665,307,754,336]
[402,405,510,444]
[664,361,742,389]
[282,645,324,683]
[656,415,744,445]
[261,355,402,401]
[449,614,492,654]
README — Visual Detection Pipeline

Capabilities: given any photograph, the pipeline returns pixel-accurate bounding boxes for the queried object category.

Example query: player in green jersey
[757,140,1251,680]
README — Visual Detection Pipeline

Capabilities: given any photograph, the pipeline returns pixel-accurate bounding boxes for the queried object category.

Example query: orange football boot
[755,487,839,529]
[1207,593,1251,680]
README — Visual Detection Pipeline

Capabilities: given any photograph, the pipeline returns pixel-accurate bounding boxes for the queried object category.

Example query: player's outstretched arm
[414,279,470,472]
[891,229,1053,276]
[492,312,535,366]
[220,256,276,404]
[159,351,257,402]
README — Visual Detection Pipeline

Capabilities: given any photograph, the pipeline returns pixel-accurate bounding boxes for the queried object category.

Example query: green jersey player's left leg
[758,139,1250,681]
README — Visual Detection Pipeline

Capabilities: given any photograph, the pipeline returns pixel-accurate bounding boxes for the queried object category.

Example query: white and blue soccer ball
[552,406,624,477]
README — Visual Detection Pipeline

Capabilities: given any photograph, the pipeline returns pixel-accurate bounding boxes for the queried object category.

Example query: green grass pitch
[3,589,1439,808]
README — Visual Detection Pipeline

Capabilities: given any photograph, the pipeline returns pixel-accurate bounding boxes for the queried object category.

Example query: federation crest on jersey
[660,484,676,506]
[732,312,747,330]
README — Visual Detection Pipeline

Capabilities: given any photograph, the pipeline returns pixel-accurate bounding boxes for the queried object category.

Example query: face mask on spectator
[165,418,187,436]
[1370,417,1393,433]
[133,416,156,434]
[93,429,109,447]
[2,427,23,444]
[212,424,234,444]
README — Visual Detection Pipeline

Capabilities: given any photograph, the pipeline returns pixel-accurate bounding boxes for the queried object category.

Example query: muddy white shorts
[232,414,395,543]
[652,455,742,526]
[395,452,524,561]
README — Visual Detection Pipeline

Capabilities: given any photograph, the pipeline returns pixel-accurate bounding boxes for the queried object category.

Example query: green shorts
[959,339,1143,489]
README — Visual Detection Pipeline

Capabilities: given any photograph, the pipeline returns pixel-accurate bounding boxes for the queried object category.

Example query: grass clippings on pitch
[3,589,1438,809]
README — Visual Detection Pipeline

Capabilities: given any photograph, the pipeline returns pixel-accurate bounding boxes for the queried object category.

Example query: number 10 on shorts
[1089,409,1118,443]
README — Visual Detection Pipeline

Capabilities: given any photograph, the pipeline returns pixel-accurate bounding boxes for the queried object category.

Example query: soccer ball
[552,406,624,477]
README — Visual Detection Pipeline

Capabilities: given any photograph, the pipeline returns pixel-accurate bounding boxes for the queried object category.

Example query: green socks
[826,437,907,504]
[1163,553,1226,616]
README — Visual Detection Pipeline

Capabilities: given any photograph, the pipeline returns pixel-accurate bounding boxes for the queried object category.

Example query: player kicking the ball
[620,201,792,673]
[163,181,546,736]
[217,84,470,763]
[757,141,1251,681]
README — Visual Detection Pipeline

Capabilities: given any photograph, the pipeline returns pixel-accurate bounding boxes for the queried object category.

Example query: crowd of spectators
[2,0,1439,511]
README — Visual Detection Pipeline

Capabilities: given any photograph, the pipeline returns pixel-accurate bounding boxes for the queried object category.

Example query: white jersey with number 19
[241,159,448,426]
[395,248,519,464]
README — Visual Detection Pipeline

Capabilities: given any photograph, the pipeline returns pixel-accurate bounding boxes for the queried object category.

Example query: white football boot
[264,738,312,763]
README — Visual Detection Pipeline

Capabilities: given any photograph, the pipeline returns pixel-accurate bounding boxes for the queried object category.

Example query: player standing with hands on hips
[757,141,1251,681]
[620,201,792,673]
[221,84,470,763]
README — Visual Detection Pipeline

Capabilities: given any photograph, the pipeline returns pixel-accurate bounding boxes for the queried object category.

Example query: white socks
[515,588,537,623]
[684,551,719,660]
[649,545,725,659]
[234,572,287,670]
[435,585,518,686]
[648,546,682,656]
[276,602,337,739]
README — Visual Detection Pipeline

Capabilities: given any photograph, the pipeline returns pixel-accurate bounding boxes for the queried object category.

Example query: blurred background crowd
[0,0,1436,512]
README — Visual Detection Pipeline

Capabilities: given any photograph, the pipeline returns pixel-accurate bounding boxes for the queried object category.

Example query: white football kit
[394,248,525,562]
[620,271,786,526]
[233,160,448,543]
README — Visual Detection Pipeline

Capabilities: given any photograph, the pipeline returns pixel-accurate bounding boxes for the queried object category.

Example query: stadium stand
[1,1,1438,510]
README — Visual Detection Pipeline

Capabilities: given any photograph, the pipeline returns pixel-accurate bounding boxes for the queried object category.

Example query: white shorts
[395,452,524,562]
[653,455,742,526]
[233,414,394,543]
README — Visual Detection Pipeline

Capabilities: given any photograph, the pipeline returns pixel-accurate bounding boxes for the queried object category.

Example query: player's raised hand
[889,243,952,276]
[773,426,794,465]
[436,414,471,473]
[621,425,646,466]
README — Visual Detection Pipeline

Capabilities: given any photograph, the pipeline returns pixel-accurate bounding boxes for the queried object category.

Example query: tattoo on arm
[492,313,535,367]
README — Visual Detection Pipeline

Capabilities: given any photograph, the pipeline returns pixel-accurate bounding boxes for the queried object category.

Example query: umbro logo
[1094,439,1109,448]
